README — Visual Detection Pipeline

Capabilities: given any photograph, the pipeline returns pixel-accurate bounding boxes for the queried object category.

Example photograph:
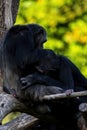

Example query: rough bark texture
[0,0,40,130]
[11,0,20,24]
[0,93,39,130]
[0,0,20,96]
[0,0,6,40]
[0,92,87,130]
[0,0,20,39]
[0,114,38,130]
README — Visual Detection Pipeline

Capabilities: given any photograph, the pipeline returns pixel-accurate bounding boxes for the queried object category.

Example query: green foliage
[16,0,87,76]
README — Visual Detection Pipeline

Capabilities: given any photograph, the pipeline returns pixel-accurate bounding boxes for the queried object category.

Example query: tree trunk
[0,1,39,130]
[0,0,20,39]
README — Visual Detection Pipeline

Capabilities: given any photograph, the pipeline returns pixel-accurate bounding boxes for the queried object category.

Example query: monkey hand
[20,75,33,90]
[20,73,46,90]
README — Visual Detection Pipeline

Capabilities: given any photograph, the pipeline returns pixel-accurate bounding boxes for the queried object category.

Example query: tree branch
[41,91,87,101]
[0,0,39,129]
[0,91,87,122]
[0,90,87,121]
[0,90,87,129]
[0,114,38,130]
[0,0,20,40]
[0,92,39,130]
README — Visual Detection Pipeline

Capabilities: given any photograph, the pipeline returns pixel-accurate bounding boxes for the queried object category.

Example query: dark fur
[20,48,87,94]
[36,49,87,91]
[2,24,87,130]
[2,24,47,94]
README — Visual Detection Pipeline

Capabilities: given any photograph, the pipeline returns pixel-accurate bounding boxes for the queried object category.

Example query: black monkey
[2,24,65,118]
[2,23,87,97]
[20,47,87,95]
[14,25,87,95]
[2,24,39,95]
[37,50,87,91]
[2,24,87,130]
[2,24,64,96]
[15,24,87,130]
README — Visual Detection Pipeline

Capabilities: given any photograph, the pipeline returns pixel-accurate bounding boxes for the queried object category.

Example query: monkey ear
[35,29,47,48]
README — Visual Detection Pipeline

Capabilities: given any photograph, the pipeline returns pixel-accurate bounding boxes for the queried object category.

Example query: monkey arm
[20,72,64,91]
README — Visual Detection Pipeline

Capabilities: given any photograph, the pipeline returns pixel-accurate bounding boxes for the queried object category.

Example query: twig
[41,91,87,101]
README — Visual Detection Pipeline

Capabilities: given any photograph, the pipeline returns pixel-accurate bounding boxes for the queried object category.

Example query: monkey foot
[13,94,18,98]
[65,89,74,96]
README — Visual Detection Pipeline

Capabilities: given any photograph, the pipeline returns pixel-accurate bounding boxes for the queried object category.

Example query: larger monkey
[2,24,64,96]
[2,23,87,95]
[2,24,87,130]
[2,24,87,97]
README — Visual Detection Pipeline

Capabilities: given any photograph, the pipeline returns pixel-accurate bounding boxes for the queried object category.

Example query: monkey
[14,25,87,96]
[2,24,87,130]
[2,24,65,97]
[20,48,87,95]
[1,24,67,118]
[2,23,87,98]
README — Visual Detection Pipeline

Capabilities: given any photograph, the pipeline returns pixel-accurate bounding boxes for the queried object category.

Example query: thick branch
[0,93,39,130]
[0,91,87,122]
[0,92,32,122]
[0,91,87,129]
[0,92,30,122]
[0,91,87,120]
[0,0,20,39]
[0,114,38,130]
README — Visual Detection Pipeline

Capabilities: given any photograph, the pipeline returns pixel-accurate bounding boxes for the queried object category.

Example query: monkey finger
[21,82,33,90]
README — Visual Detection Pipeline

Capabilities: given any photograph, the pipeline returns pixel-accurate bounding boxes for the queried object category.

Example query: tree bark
[0,0,40,129]
[0,92,87,130]
[0,0,20,97]
[0,0,20,40]
[0,92,39,130]
[0,114,38,130]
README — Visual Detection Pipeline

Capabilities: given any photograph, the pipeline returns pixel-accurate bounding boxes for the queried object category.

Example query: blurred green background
[16,0,87,77]
[3,0,87,124]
